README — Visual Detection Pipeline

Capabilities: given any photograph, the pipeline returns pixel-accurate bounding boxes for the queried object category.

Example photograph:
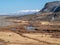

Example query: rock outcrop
[40,1,60,13]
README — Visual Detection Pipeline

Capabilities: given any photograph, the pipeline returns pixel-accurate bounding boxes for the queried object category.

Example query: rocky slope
[40,1,60,13]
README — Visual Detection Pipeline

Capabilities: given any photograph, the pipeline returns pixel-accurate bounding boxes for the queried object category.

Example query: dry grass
[0,28,60,45]
[0,19,60,45]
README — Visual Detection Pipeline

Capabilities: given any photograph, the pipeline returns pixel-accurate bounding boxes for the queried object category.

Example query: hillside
[40,1,60,13]
[5,1,60,22]
[0,1,60,45]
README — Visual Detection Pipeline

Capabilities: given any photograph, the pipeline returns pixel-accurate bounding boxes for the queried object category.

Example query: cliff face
[40,1,60,13]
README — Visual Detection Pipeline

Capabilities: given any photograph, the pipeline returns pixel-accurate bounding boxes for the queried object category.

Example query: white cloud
[0,9,40,15]
[16,9,40,13]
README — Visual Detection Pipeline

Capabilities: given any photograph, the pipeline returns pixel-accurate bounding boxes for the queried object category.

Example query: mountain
[30,1,60,21]
[6,1,60,22]
[40,1,60,13]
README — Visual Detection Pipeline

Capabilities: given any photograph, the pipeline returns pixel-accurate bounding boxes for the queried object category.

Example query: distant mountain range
[0,10,40,15]
[1,10,39,16]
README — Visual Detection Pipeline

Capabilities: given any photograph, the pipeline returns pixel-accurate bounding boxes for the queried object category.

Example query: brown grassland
[0,19,60,45]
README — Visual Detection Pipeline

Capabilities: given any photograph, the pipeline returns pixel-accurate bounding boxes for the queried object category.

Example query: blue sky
[0,0,60,14]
